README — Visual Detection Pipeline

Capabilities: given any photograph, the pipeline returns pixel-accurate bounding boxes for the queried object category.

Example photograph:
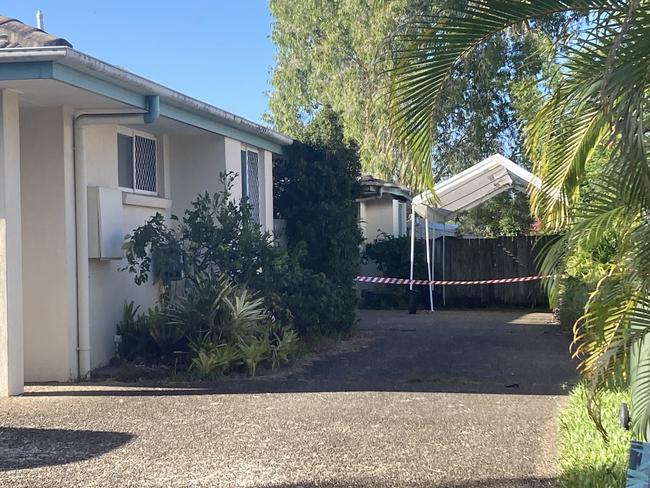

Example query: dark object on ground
[408,290,419,314]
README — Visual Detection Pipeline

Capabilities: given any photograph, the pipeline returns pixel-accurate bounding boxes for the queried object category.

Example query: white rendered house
[357,175,411,242]
[0,16,292,395]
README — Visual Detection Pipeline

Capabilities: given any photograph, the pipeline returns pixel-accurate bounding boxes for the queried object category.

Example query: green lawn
[559,383,631,487]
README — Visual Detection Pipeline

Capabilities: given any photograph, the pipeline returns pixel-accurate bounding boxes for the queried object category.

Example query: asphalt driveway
[0,310,576,487]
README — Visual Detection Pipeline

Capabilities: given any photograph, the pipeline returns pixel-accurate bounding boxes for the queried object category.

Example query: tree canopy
[267,0,561,236]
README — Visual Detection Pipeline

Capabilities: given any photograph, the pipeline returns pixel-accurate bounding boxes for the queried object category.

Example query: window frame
[117,127,159,196]
[240,145,261,223]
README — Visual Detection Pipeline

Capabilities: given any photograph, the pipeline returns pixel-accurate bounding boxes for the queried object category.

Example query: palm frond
[390,0,612,191]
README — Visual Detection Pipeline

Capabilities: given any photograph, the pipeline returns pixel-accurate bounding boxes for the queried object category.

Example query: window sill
[122,192,172,210]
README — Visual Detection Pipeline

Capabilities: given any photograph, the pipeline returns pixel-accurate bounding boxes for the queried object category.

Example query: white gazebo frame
[408,154,549,311]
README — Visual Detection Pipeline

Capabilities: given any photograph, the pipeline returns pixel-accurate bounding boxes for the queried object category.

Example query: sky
[3,1,276,124]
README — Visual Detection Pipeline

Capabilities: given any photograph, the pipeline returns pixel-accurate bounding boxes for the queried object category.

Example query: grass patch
[559,383,631,487]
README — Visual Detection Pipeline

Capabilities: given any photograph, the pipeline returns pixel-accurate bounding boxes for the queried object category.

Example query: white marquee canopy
[407,154,552,311]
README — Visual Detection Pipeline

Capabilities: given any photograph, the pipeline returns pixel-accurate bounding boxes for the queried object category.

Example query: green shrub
[189,338,240,379]
[274,107,362,335]
[117,302,157,362]
[117,274,294,377]
[555,277,591,330]
[270,326,299,370]
[238,337,269,377]
[363,234,431,309]
[559,383,631,487]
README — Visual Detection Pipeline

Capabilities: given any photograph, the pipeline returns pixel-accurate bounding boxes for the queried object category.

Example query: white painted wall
[224,136,243,201]
[364,195,395,242]
[20,107,78,381]
[0,90,24,395]
[168,134,226,216]
[81,124,168,369]
[13,118,279,380]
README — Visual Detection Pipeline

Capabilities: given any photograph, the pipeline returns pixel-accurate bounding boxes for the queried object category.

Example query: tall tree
[268,0,418,180]
[267,0,552,236]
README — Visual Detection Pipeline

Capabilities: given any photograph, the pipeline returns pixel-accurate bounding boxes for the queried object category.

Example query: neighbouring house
[357,175,411,243]
[0,16,293,395]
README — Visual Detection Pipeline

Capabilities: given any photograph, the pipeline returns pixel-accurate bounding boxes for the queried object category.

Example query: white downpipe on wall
[72,97,159,380]
[73,121,91,379]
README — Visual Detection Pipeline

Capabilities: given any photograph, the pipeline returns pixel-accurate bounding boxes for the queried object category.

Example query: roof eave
[0,46,293,148]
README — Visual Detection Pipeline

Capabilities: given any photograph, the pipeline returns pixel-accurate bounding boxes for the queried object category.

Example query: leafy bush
[274,108,362,334]
[119,174,305,377]
[554,241,615,330]
[363,234,431,309]
[555,277,591,330]
[189,339,240,378]
[559,383,630,488]
[270,326,298,370]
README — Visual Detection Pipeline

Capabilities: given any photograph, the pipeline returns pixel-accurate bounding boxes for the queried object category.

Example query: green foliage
[270,326,298,370]
[559,384,631,488]
[189,339,240,379]
[268,0,554,235]
[146,307,183,358]
[238,337,269,377]
[268,0,427,179]
[277,257,356,336]
[363,235,430,309]
[123,173,287,297]
[119,174,310,377]
[116,301,154,361]
[388,0,650,440]
[556,278,591,331]
[274,108,362,336]
[454,192,534,237]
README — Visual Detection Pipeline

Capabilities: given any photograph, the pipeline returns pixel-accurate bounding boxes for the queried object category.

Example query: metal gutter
[0,46,293,148]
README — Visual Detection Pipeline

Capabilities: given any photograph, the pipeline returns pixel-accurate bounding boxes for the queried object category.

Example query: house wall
[224,136,243,200]
[363,195,395,242]
[20,107,77,382]
[16,117,279,379]
[81,124,169,369]
[168,134,226,216]
[0,90,24,395]
[82,128,274,370]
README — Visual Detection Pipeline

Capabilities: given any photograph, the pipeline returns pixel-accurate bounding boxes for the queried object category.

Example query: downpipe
[72,95,159,381]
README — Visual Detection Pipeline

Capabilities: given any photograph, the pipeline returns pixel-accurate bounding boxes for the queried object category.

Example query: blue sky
[4,1,276,124]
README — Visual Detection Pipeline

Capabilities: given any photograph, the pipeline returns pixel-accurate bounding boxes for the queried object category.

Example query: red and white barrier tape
[355,275,548,286]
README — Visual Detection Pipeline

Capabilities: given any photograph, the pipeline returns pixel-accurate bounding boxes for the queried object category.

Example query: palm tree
[390,0,650,440]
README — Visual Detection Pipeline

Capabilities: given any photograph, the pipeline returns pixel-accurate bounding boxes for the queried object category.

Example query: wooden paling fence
[424,235,549,308]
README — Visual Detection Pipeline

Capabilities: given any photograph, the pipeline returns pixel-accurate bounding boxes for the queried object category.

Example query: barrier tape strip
[355,275,547,286]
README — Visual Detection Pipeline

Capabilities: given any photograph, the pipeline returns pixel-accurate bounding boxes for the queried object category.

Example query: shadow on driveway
[0,427,134,471]
[24,310,576,398]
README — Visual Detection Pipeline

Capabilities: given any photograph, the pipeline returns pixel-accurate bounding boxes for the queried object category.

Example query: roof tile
[0,15,72,48]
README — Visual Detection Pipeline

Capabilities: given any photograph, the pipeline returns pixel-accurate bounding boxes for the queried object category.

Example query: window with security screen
[241,148,261,224]
[118,131,158,194]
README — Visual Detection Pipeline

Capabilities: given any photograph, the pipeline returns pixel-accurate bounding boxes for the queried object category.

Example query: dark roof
[0,15,72,48]
[359,174,412,202]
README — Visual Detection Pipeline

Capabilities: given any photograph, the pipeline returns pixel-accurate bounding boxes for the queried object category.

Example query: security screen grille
[398,202,405,235]
[246,150,260,224]
[134,135,157,193]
